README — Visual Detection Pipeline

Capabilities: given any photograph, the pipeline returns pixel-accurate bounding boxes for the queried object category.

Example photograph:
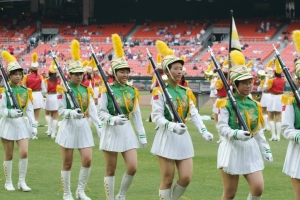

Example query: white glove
[31,123,38,139]
[112,115,128,126]
[293,132,300,144]
[233,130,251,141]
[139,134,147,147]
[70,108,84,119]
[97,123,103,138]
[202,131,213,142]
[8,109,23,118]
[173,123,187,135]
[263,149,273,162]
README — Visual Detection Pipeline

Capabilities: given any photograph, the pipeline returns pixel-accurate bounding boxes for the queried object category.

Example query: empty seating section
[214,19,282,42]
[58,23,135,43]
[132,22,207,41]
[282,19,300,42]
[279,43,297,71]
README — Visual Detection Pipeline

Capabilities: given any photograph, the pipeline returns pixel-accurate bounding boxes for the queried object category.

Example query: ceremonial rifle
[146,48,183,123]
[273,45,300,106]
[208,46,249,131]
[0,59,21,110]
[89,45,123,115]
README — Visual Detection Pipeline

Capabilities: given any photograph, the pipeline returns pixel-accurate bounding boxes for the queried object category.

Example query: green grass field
[0,105,295,200]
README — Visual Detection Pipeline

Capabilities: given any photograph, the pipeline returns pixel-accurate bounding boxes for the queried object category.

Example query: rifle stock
[89,45,123,115]
[208,47,249,131]
[146,48,183,123]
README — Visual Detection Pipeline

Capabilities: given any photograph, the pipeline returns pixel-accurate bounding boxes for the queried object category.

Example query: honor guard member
[56,40,102,200]
[98,34,147,200]
[22,53,46,138]
[151,41,213,200]
[216,50,273,200]
[0,51,36,192]
[281,30,300,200]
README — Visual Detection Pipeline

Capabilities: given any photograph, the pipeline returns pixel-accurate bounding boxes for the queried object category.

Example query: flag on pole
[230,16,241,52]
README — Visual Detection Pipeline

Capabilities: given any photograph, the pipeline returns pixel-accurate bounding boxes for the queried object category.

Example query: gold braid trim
[214,79,223,90]
[104,180,109,200]
[244,101,263,135]
[77,91,89,114]
[281,93,295,105]
[56,85,66,94]
[27,88,33,103]
[122,89,138,114]
[57,175,63,195]
[151,75,156,83]
[216,98,228,108]
[134,88,140,104]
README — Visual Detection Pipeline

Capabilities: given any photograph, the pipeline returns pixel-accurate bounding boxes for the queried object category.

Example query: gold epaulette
[56,85,66,94]
[98,86,107,94]
[216,98,228,108]
[214,79,223,90]
[134,87,140,104]
[0,87,5,94]
[266,79,273,90]
[152,87,162,96]
[281,92,295,105]
[27,88,33,103]
[185,87,196,106]
[22,75,27,85]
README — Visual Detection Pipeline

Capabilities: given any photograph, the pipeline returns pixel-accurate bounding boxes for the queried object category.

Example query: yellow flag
[231,17,241,51]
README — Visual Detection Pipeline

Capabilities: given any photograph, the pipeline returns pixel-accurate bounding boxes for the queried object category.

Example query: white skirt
[267,94,283,112]
[0,117,31,140]
[32,91,44,109]
[217,138,264,175]
[260,93,271,107]
[100,120,140,152]
[150,127,194,160]
[44,94,58,111]
[55,118,94,149]
[283,141,300,179]
[94,87,99,98]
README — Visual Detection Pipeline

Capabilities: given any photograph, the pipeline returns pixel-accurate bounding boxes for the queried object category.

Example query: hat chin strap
[113,69,124,86]
[166,67,177,83]
[233,83,247,98]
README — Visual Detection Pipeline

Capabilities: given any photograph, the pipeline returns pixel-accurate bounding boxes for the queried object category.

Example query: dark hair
[167,60,183,70]
[274,72,281,78]
[30,68,38,77]
[49,72,58,83]
[9,69,23,78]
[181,75,186,86]
[115,68,130,74]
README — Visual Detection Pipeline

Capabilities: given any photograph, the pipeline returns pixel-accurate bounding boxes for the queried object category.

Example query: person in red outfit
[22,53,46,139]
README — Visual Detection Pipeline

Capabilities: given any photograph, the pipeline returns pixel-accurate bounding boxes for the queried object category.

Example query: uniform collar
[69,81,80,88]
[233,93,248,100]
[167,81,179,89]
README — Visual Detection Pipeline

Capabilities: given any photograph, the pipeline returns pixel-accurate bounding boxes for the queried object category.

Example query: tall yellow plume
[71,39,80,61]
[82,61,88,67]
[157,54,161,64]
[50,60,55,73]
[246,60,253,68]
[32,53,38,63]
[206,62,213,72]
[292,30,300,54]
[223,58,228,66]
[230,50,245,66]
[266,59,273,68]
[112,34,124,58]
[156,40,174,57]
[89,58,97,68]
[275,58,282,73]
[1,51,16,63]
[180,55,185,62]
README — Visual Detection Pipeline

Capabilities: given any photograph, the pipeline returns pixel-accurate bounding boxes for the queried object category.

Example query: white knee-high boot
[45,115,51,135]
[32,121,39,139]
[115,174,134,200]
[171,183,187,200]
[51,119,58,139]
[276,122,281,141]
[104,176,115,200]
[3,160,15,191]
[268,121,276,141]
[247,193,262,200]
[61,171,74,200]
[159,189,171,200]
[76,167,91,200]
[18,158,31,191]
[263,114,270,130]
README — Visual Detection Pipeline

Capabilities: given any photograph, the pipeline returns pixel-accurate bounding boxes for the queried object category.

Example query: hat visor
[235,74,253,81]
[114,66,131,72]
[69,68,84,73]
